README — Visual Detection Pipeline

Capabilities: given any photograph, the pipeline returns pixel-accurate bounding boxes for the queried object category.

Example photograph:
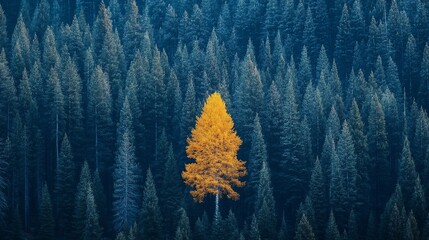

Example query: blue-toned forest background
[0,0,428,240]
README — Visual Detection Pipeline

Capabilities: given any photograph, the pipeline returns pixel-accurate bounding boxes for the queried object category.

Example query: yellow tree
[182,92,246,212]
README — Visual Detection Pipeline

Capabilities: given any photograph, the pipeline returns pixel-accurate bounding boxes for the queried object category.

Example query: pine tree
[281,78,305,216]
[123,0,142,63]
[0,49,17,137]
[45,67,64,176]
[325,211,341,240]
[367,93,390,210]
[175,208,191,240]
[411,176,427,226]
[61,57,83,159]
[139,169,162,240]
[82,185,102,240]
[335,4,353,77]
[37,183,54,240]
[295,214,315,240]
[347,210,358,240]
[224,211,240,240]
[88,65,113,172]
[336,121,357,211]
[349,99,369,213]
[113,98,141,233]
[0,137,9,223]
[55,134,75,234]
[309,158,327,237]
[72,162,91,238]
[0,4,7,50]
[256,161,276,240]
[419,43,429,109]
[398,137,418,207]
[160,144,182,237]
[387,204,402,240]
[247,115,267,205]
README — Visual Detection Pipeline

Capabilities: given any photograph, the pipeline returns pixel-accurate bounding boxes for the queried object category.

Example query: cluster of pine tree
[0,0,429,239]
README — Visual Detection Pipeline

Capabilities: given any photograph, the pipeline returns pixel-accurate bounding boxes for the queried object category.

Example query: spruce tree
[72,162,91,238]
[0,137,9,222]
[336,121,357,211]
[38,183,54,240]
[160,144,182,237]
[398,137,418,207]
[88,65,113,172]
[113,98,141,232]
[175,208,191,240]
[256,161,276,240]
[0,49,17,137]
[295,214,315,240]
[247,114,267,206]
[55,134,75,234]
[139,169,162,240]
[368,93,390,210]
[82,185,102,240]
[325,211,341,240]
[309,158,327,237]
[281,79,305,216]
[0,4,6,50]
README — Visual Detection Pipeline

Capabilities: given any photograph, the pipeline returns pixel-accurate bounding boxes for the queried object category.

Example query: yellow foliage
[182,92,246,203]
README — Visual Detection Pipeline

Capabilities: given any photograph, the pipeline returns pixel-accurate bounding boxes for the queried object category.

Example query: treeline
[0,0,429,240]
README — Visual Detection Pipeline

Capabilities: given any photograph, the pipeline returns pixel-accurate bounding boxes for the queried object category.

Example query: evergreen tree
[419,43,429,109]
[256,161,276,240]
[411,176,426,226]
[87,66,113,172]
[61,57,83,159]
[0,137,9,223]
[295,214,315,240]
[335,4,353,77]
[113,98,141,232]
[247,114,267,206]
[0,49,17,136]
[281,79,305,217]
[139,169,162,240]
[175,208,191,240]
[37,183,54,240]
[0,4,7,50]
[72,162,91,239]
[55,134,75,234]
[336,121,357,212]
[82,185,102,240]
[367,93,390,211]
[325,211,341,240]
[347,210,358,240]
[387,204,402,240]
[309,158,327,237]
[160,144,182,237]
[398,137,418,207]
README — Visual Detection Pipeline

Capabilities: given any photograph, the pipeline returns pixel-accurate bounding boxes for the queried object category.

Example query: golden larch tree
[182,92,246,209]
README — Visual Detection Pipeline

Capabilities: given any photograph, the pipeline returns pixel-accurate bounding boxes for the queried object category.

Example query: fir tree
[37,183,54,240]
[325,211,341,240]
[295,214,315,240]
[398,137,418,207]
[175,208,191,240]
[0,4,6,50]
[247,114,267,206]
[256,161,276,240]
[0,49,17,137]
[55,134,75,234]
[82,185,102,240]
[113,98,141,232]
[309,158,327,237]
[139,169,162,240]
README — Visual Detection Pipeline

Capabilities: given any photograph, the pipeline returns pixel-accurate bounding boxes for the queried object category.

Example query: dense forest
[0,0,429,239]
